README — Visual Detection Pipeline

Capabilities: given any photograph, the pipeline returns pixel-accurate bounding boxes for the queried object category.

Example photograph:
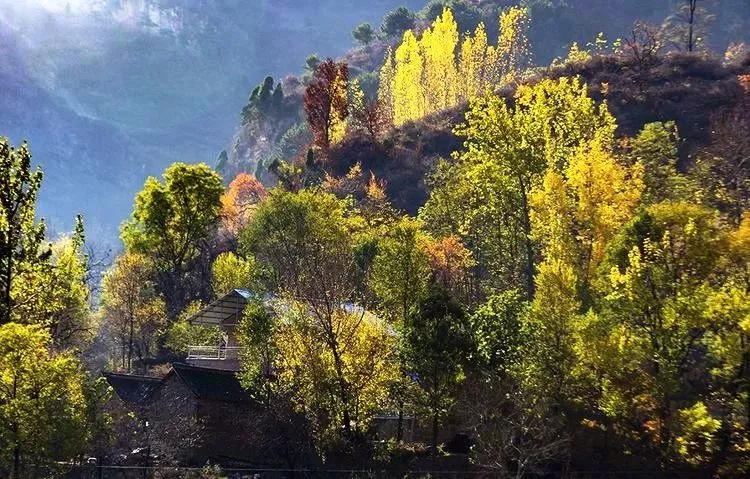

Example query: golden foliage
[386,6,530,126]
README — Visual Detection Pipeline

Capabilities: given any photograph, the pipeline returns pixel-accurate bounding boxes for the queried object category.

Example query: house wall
[148,374,201,464]
[194,399,268,464]
[148,374,270,465]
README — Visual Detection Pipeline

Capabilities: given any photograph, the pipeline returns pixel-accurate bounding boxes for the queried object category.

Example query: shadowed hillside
[323,52,750,215]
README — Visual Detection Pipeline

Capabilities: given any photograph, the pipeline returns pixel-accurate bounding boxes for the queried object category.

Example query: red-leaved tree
[304,59,349,152]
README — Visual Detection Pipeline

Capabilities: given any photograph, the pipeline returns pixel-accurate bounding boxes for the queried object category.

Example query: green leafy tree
[165,301,222,356]
[401,284,474,454]
[304,54,321,73]
[11,216,92,348]
[241,76,286,126]
[370,217,431,328]
[599,202,727,464]
[471,289,527,373]
[121,162,224,318]
[380,6,416,38]
[624,122,694,205]
[421,0,482,35]
[0,323,88,477]
[240,188,392,439]
[0,139,50,325]
[421,77,616,300]
[211,251,260,297]
[352,22,376,46]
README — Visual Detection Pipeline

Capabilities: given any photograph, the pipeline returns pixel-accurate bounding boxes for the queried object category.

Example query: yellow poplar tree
[329,68,349,145]
[564,138,644,284]
[378,47,396,127]
[458,33,475,101]
[495,6,531,86]
[382,6,531,124]
[393,30,425,125]
[459,22,489,100]
[420,7,459,114]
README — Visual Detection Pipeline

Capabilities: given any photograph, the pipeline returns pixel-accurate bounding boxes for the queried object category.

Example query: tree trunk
[11,373,19,478]
[127,317,135,373]
[2,253,12,324]
[688,0,697,52]
[518,180,535,299]
[12,445,20,479]
[396,406,404,443]
[330,344,352,435]
[432,410,439,456]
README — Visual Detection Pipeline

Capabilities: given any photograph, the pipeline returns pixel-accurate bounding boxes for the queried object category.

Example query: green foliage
[380,6,416,38]
[626,122,695,204]
[241,76,286,126]
[673,401,721,465]
[370,217,431,328]
[422,77,616,300]
[99,252,167,372]
[352,22,376,46]
[121,162,224,317]
[240,188,360,296]
[11,223,92,348]
[0,323,88,475]
[211,251,260,297]
[304,54,321,73]
[421,0,482,34]
[0,139,50,325]
[401,284,474,452]
[236,300,276,386]
[238,187,396,441]
[165,301,222,356]
[596,202,731,462]
[470,289,527,373]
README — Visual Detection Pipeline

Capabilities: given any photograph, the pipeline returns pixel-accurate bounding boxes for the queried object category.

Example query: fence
[59,465,704,479]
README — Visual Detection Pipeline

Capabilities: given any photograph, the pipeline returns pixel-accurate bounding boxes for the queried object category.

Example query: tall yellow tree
[494,6,531,86]
[378,47,396,127]
[531,136,644,295]
[420,7,459,114]
[329,68,349,145]
[459,22,489,101]
[393,30,425,125]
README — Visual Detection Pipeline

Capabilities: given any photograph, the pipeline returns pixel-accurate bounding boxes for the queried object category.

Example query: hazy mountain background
[0,0,422,241]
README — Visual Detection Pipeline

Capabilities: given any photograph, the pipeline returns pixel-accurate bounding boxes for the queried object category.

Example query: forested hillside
[223,0,750,188]
[1,0,750,477]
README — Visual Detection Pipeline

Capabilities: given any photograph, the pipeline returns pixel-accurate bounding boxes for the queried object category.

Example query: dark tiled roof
[104,372,162,406]
[170,363,256,404]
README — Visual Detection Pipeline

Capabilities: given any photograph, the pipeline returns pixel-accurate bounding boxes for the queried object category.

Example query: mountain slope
[325,53,750,215]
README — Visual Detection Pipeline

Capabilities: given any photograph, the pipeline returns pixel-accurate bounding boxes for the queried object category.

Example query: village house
[104,290,273,466]
[104,289,464,466]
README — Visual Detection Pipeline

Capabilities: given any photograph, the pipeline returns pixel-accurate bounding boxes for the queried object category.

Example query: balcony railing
[187,346,243,361]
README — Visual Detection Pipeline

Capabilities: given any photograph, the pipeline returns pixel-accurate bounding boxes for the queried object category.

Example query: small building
[103,290,268,466]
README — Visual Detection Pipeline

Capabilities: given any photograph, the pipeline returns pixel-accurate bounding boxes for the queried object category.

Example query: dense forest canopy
[1,0,750,477]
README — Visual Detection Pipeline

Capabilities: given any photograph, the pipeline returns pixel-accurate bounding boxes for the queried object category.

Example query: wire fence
[54,465,704,479]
